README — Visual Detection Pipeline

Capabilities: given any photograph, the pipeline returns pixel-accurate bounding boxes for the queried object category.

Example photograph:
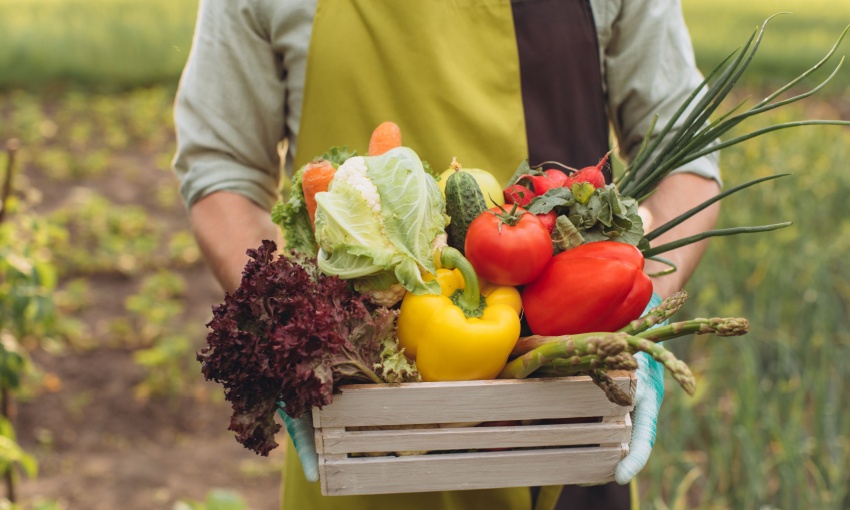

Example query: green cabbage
[313,147,446,296]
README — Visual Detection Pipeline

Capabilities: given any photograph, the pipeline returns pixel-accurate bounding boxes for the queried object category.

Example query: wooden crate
[311,372,635,496]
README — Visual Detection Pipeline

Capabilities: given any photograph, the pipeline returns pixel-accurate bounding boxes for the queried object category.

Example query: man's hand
[190,191,282,293]
[638,173,721,298]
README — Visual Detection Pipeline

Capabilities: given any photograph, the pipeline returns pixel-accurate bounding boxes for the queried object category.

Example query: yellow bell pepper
[397,247,522,381]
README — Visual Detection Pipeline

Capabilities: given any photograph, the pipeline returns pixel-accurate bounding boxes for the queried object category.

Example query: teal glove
[615,293,666,485]
[277,405,319,483]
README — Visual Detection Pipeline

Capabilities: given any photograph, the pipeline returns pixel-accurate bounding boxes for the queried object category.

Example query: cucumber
[445,170,488,254]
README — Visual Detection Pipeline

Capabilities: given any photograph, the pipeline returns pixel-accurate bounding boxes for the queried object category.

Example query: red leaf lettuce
[198,240,418,456]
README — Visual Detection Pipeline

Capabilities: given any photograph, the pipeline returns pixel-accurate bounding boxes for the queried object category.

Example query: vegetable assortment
[202,20,850,455]
[207,122,749,455]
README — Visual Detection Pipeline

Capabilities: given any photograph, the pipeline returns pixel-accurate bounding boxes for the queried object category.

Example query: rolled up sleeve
[601,0,721,186]
[173,0,286,210]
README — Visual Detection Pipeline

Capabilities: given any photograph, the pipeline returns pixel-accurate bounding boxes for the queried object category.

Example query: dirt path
[4,98,287,507]
[16,271,286,509]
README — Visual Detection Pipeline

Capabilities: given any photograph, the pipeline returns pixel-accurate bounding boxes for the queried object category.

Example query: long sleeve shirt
[173,0,720,211]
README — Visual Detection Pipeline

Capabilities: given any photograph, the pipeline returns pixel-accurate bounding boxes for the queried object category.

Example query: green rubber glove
[615,293,666,484]
[277,405,319,483]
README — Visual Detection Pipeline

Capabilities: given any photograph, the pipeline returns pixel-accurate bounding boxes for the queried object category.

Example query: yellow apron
[285,0,612,508]
[293,0,528,180]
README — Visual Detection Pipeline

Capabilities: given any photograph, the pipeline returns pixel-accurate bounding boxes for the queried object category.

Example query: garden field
[2,1,850,509]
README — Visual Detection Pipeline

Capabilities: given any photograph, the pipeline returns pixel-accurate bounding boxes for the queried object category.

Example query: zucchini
[445,169,488,254]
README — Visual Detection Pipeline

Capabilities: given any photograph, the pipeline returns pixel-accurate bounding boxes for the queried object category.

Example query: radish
[563,152,610,189]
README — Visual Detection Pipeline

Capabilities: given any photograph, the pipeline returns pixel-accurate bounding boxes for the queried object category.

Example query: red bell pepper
[521,241,652,336]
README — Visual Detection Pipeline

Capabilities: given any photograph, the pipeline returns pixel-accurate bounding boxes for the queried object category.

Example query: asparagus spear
[589,369,634,407]
[542,352,639,374]
[623,336,696,395]
[636,317,750,343]
[514,315,748,356]
[618,290,689,335]
[499,333,629,379]
[503,333,698,395]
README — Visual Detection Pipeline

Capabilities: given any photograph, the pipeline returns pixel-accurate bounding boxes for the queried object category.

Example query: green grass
[0,0,197,91]
[684,1,850,90]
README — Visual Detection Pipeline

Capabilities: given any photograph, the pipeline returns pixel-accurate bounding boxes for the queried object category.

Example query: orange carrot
[301,159,337,227]
[367,121,402,156]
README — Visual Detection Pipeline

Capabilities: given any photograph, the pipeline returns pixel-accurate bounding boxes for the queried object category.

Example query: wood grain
[322,447,625,495]
[312,374,634,428]
[313,373,636,495]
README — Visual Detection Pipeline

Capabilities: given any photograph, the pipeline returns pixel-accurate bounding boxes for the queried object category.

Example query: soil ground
[18,345,286,510]
[9,119,286,509]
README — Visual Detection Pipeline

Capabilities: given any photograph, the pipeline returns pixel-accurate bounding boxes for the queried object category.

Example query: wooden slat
[317,421,629,454]
[314,374,634,428]
[320,446,624,496]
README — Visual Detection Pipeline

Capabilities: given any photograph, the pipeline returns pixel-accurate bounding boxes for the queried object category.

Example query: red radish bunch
[502,152,611,229]
[506,151,611,198]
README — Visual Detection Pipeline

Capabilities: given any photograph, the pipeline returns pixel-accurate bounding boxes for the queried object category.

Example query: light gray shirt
[173,0,720,210]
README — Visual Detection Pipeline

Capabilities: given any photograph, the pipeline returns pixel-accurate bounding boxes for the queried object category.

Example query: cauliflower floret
[366,283,407,308]
[367,232,446,308]
[431,232,448,254]
[334,156,381,214]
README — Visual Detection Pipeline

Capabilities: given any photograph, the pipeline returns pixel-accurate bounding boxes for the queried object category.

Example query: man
[174,0,720,508]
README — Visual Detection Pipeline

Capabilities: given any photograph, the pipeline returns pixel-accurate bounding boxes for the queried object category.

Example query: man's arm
[172,1,291,294]
[639,173,721,298]
[191,191,283,293]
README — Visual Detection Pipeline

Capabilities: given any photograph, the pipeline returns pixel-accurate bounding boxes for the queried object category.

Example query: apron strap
[511,0,611,181]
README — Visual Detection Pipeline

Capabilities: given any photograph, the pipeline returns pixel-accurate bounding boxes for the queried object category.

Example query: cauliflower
[314,147,447,297]
[431,232,448,256]
[365,283,408,308]
[333,156,381,214]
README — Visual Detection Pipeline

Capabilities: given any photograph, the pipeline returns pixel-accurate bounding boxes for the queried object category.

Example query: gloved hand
[614,293,666,485]
[277,405,319,482]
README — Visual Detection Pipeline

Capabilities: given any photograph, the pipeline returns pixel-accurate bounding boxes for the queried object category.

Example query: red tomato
[464,207,553,286]
[521,241,653,335]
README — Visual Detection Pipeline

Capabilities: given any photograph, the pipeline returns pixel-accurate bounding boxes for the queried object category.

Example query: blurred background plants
[2,0,850,508]
[0,144,59,508]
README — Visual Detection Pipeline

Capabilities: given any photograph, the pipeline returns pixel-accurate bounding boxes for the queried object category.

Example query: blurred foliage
[128,271,200,400]
[0,146,59,506]
[683,1,850,92]
[0,0,197,91]
[641,102,850,508]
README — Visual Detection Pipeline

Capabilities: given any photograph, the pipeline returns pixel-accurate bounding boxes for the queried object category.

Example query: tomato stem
[490,201,524,227]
